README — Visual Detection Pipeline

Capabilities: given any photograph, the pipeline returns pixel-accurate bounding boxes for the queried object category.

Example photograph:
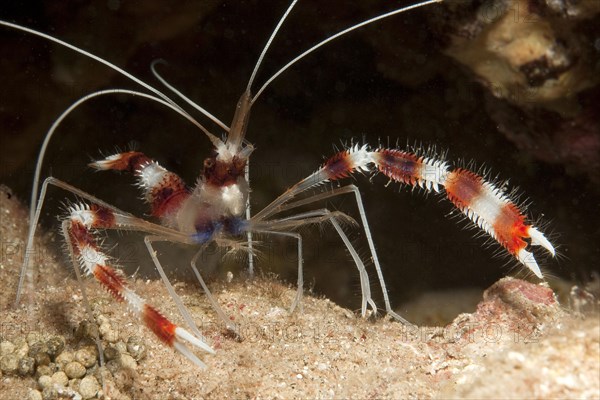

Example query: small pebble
[13,338,29,359]
[0,340,15,355]
[36,353,51,367]
[55,351,74,369]
[75,347,98,368]
[95,364,112,380]
[27,389,43,400]
[0,354,19,374]
[80,376,100,399]
[96,314,109,325]
[28,341,47,355]
[64,361,86,379]
[99,322,119,343]
[27,332,43,346]
[41,386,58,400]
[105,359,121,375]
[36,365,53,378]
[29,342,50,366]
[51,370,68,387]
[75,320,99,341]
[47,363,59,374]
[115,341,127,354]
[38,374,52,390]
[119,354,137,370]
[127,336,147,361]
[69,378,81,392]
[18,356,35,376]
[104,345,120,361]
[97,315,119,342]
[46,336,65,358]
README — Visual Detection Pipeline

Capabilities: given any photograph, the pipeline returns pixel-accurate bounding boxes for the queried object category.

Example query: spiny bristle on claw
[372,148,449,192]
[443,169,555,278]
[323,144,373,181]
[94,261,215,368]
[89,151,151,172]
[91,151,190,224]
[66,204,214,367]
[143,306,215,369]
[316,144,450,193]
[69,203,117,229]
[313,145,555,278]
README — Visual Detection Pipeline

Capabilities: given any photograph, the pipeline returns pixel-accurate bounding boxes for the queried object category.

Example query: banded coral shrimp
[0,0,568,382]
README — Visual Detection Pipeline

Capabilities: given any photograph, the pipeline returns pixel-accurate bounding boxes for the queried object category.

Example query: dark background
[0,0,598,315]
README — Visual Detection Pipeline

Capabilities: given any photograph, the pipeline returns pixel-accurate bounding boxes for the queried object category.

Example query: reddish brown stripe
[444,169,483,210]
[93,264,126,303]
[374,150,421,185]
[68,221,97,256]
[323,151,353,181]
[204,156,247,187]
[90,204,116,228]
[151,191,189,218]
[493,203,529,255]
[149,173,190,218]
[98,151,151,172]
[143,305,176,346]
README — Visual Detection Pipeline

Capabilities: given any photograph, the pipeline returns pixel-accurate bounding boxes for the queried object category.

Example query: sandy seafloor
[0,185,598,399]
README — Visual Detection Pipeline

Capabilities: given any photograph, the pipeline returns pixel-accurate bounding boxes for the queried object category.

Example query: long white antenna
[0,20,228,220]
[0,21,177,108]
[151,60,230,132]
[246,0,299,94]
[252,0,442,105]
[0,20,230,133]
[27,88,222,222]
[18,88,223,305]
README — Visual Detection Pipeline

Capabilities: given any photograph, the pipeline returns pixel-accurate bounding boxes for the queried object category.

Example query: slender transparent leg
[256,185,413,325]
[253,230,304,313]
[252,208,377,317]
[337,186,413,325]
[144,236,215,343]
[190,247,238,333]
[279,185,413,324]
[244,162,255,277]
